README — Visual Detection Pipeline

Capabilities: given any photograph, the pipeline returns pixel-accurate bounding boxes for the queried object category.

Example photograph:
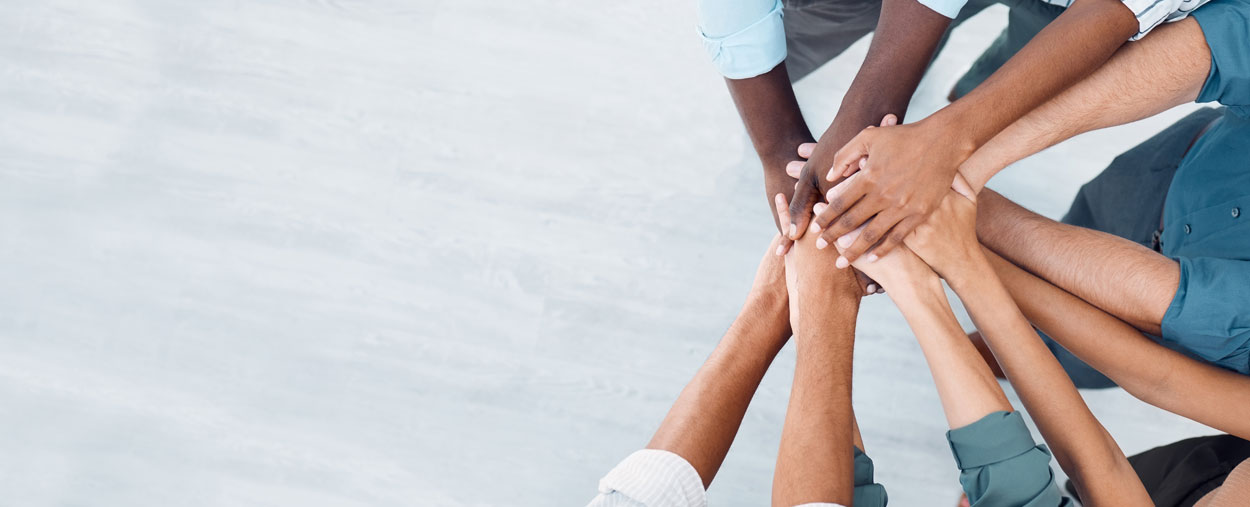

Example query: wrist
[924,109,979,160]
[944,250,993,294]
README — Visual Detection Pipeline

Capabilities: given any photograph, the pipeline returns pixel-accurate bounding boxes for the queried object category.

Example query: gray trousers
[782,0,1065,92]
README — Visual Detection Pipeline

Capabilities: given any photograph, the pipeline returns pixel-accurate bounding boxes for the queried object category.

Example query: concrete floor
[0,1,1215,505]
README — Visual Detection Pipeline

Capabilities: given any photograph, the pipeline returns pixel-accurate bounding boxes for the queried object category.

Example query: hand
[833,226,938,297]
[786,114,900,244]
[775,182,885,296]
[764,167,801,249]
[748,234,791,308]
[810,117,974,265]
[902,174,981,282]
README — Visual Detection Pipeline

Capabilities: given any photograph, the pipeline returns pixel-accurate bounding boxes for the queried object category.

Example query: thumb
[951,172,976,203]
[828,130,872,182]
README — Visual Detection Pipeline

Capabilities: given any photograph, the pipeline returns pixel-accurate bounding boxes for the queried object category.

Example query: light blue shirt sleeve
[915,0,968,19]
[697,0,788,79]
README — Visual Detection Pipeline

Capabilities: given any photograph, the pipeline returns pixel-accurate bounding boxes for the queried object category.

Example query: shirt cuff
[914,0,968,19]
[698,0,787,79]
[1119,0,1211,40]
[1192,0,1250,115]
[1161,256,1250,372]
[946,411,1041,470]
[597,449,707,507]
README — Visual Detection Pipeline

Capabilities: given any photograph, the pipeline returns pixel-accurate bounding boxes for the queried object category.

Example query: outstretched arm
[772,233,861,507]
[902,187,1151,505]
[783,0,953,240]
[982,247,1250,441]
[644,235,794,487]
[960,17,1211,190]
[834,221,1010,427]
[806,0,1140,262]
[842,219,1067,506]
[974,188,1177,336]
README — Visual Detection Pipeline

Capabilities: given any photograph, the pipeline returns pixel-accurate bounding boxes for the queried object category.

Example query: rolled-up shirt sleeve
[915,0,969,19]
[1192,0,1250,116]
[1161,257,1250,374]
[1121,0,1213,40]
[587,448,847,507]
[946,411,1069,506]
[697,0,787,79]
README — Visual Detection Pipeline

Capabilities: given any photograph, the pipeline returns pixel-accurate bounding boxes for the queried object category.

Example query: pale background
[0,1,1213,506]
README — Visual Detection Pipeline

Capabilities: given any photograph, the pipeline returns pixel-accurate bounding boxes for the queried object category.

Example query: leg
[773,233,862,506]
[783,0,885,82]
[784,0,1000,83]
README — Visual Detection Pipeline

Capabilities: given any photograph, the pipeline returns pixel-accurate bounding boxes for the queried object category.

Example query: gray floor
[0,1,1217,506]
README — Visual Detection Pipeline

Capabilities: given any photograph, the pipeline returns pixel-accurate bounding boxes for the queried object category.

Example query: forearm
[961,18,1210,190]
[813,0,951,191]
[984,249,1250,441]
[646,289,790,487]
[726,65,815,170]
[773,238,859,507]
[946,253,1145,503]
[934,0,1138,156]
[975,189,1177,334]
[887,274,1012,429]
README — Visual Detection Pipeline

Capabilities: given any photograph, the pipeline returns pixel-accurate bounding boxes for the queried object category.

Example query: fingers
[774,193,795,256]
[814,172,869,238]
[785,160,804,179]
[853,270,885,296]
[813,197,875,246]
[797,142,816,159]
[827,130,872,182]
[787,167,821,241]
[951,172,976,202]
[861,214,923,263]
[834,210,903,265]
[880,114,898,127]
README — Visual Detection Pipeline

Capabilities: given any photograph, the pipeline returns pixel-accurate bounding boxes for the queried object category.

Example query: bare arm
[902,188,1150,505]
[810,0,1139,264]
[772,233,861,507]
[726,65,817,234]
[961,17,1211,190]
[645,236,794,487]
[975,188,1177,335]
[784,0,953,235]
[983,247,1250,441]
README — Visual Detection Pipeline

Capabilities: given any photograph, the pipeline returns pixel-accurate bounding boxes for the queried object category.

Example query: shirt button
[1185,224,1192,234]
[1233,207,1241,218]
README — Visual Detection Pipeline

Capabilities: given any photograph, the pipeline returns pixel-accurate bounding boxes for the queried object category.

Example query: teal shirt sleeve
[1192,0,1250,116]
[1161,256,1250,373]
[697,0,787,79]
[946,411,1070,507]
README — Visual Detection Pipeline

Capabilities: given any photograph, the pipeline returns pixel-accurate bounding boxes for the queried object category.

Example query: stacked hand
[788,116,975,265]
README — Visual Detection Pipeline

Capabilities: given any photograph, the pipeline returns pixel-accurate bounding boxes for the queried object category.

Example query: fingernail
[866,284,877,293]
[816,237,828,249]
[809,223,821,234]
[866,253,879,263]
[837,235,854,248]
[776,245,785,256]
[789,224,797,238]
[813,203,826,215]
[835,256,849,269]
